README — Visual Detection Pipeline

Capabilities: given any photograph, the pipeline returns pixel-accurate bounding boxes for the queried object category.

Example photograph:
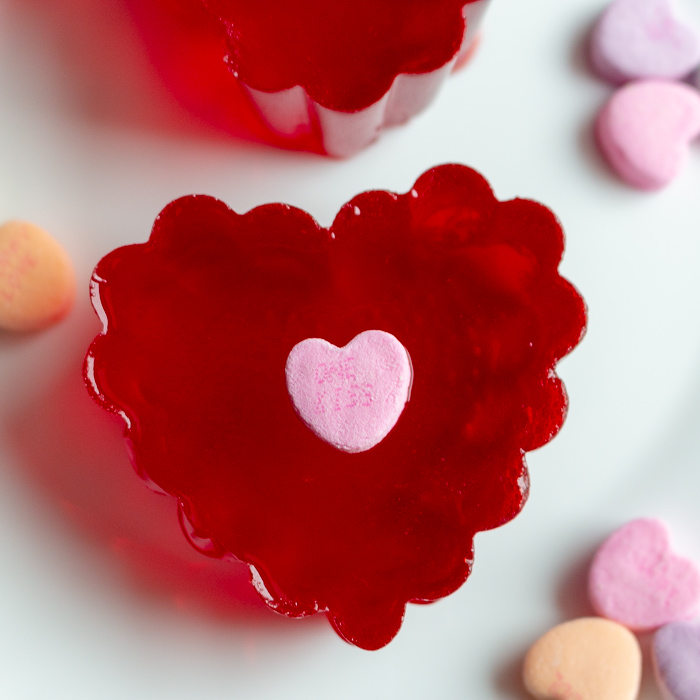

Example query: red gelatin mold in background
[142,0,491,155]
[85,165,587,649]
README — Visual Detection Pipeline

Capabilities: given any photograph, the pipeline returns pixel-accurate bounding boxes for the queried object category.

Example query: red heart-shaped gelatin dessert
[131,0,491,156]
[85,165,586,649]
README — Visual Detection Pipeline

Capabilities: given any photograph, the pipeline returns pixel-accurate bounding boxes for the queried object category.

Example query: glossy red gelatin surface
[86,165,587,649]
[202,0,482,111]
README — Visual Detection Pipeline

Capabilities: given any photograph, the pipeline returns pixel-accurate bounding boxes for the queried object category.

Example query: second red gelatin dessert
[85,165,587,649]
[160,0,491,155]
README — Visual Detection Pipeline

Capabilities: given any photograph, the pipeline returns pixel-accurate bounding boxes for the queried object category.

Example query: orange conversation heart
[0,221,75,332]
[522,617,641,700]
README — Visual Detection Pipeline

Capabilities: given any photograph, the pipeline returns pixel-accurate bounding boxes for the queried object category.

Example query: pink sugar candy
[590,0,700,84]
[285,330,412,454]
[589,519,700,632]
[596,80,700,190]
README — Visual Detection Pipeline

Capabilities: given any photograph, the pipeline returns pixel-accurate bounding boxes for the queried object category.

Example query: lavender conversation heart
[653,621,700,700]
[591,0,700,83]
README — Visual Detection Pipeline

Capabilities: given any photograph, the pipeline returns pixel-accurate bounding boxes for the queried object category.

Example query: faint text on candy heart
[285,330,412,453]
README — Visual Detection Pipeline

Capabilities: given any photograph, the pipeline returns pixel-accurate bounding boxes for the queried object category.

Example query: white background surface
[1,0,700,697]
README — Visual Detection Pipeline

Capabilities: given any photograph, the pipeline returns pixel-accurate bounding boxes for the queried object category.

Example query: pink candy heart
[591,0,700,84]
[285,330,412,454]
[589,519,700,632]
[654,621,700,700]
[596,80,700,189]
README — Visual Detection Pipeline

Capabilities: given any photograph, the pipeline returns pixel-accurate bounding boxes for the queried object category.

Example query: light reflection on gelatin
[178,498,227,558]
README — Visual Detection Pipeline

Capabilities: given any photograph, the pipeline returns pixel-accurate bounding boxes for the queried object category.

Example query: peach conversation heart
[523,618,642,700]
[0,220,75,331]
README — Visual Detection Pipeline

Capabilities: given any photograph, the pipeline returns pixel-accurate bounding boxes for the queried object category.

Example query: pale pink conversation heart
[596,80,700,190]
[589,519,700,632]
[590,0,700,84]
[285,330,412,454]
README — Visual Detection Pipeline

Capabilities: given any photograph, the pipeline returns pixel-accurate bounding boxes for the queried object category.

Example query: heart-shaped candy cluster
[522,519,700,700]
[590,0,700,188]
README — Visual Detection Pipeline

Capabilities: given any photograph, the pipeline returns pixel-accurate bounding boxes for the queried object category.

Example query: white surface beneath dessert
[1,0,700,698]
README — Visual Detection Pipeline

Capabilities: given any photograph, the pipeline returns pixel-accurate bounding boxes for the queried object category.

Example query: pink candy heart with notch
[653,621,700,700]
[285,330,412,454]
[596,80,700,190]
[591,0,700,84]
[589,519,700,632]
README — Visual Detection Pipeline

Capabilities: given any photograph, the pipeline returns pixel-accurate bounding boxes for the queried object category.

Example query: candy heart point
[285,331,412,454]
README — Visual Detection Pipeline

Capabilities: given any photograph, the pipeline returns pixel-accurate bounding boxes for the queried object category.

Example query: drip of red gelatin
[201,0,482,112]
[85,165,587,649]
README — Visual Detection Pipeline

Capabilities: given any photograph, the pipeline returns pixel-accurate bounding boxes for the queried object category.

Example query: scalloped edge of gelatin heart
[229,0,492,157]
[83,164,588,650]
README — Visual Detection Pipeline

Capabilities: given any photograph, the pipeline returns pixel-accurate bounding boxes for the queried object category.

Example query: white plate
[1,0,700,697]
